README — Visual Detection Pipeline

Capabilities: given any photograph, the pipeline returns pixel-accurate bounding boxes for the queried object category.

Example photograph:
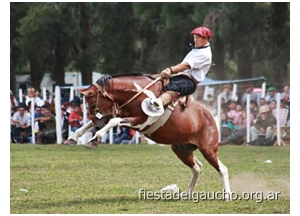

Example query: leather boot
[151,91,178,109]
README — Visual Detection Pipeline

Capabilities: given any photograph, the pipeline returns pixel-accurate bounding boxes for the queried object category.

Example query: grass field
[10,143,290,214]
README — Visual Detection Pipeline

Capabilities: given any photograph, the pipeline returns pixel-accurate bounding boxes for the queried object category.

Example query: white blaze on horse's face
[133,82,156,100]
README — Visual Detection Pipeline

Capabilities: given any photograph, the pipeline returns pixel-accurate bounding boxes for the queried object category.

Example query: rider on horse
[150,26,212,113]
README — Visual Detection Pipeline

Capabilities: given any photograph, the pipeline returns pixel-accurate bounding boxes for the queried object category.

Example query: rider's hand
[160,68,171,79]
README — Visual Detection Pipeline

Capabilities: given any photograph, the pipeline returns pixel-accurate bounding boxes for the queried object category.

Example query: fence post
[30,100,35,144]
[246,94,251,143]
[70,86,74,102]
[55,86,62,144]
[109,128,114,144]
[276,93,281,146]
[261,82,266,98]
[43,87,47,102]
[19,89,23,103]
[232,83,237,100]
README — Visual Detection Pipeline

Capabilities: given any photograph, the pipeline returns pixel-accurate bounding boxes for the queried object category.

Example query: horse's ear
[77,88,89,96]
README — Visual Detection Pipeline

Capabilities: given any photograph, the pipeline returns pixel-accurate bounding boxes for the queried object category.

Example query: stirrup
[141,98,164,117]
[150,98,163,109]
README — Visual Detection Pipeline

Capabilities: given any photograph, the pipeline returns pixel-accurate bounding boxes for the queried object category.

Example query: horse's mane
[95,73,155,90]
[111,73,143,78]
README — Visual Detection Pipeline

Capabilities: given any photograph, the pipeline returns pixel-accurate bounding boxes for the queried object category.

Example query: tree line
[10,2,290,91]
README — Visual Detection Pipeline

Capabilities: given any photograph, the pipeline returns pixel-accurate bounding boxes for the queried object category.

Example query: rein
[89,76,162,117]
[118,76,161,109]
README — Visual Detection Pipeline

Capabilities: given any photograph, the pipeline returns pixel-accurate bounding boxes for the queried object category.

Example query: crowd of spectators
[10,87,76,144]
[10,83,290,146]
[10,87,136,145]
[217,83,290,146]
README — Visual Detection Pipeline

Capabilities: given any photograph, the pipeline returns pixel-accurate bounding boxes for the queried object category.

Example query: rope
[119,76,162,109]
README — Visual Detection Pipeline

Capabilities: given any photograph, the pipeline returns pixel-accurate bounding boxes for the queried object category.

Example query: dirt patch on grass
[230,172,290,198]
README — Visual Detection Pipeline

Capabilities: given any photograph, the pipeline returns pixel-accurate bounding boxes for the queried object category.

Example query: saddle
[177,95,192,108]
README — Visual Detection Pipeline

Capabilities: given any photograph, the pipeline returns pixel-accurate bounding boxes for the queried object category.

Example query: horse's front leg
[65,120,93,146]
[86,117,123,149]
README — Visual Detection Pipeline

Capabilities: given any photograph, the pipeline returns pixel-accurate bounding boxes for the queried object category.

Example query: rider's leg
[151,91,179,109]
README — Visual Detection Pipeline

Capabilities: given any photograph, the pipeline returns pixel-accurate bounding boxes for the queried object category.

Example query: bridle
[85,76,161,118]
[85,82,119,118]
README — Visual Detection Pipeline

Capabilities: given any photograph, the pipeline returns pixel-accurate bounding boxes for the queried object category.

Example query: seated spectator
[44,89,53,104]
[34,106,44,118]
[11,114,16,132]
[270,99,287,115]
[64,101,72,116]
[25,87,44,107]
[34,106,46,132]
[226,100,241,129]
[250,100,259,119]
[218,84,232,104]
[114,126,134,144]
[258,97,266,107]
[219,108,254,145]
[280,85,290,108]
[11,105,32,143]
[72,94,81,107]
[220,98,228,114]
[35,89,43,100]
[68,104,83,132]
[265,86,276,104]
[43,89,55,113]
[250,105,276,143]
[129,130,139,144]
[268,100,277,115]
[36,107,57,144]
[220,113,237,141]
[241,83,258,106]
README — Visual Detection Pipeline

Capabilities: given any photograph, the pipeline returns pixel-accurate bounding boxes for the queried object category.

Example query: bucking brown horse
[65,74,231,200]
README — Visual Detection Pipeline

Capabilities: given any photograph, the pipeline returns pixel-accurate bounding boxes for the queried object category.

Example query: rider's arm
[160,62,190,78]
[169,62,190,74]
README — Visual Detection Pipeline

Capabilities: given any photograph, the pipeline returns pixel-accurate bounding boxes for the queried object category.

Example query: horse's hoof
[85,141,98,149]
[64,139,77,146]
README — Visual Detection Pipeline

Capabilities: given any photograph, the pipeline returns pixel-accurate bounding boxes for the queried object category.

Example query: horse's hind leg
[199,146,231,201]
[171,144,202,196]
[217,158,231,201]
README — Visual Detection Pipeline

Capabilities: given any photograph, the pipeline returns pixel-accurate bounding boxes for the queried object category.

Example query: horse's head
[78,75,116,130]
[79,73,163,129]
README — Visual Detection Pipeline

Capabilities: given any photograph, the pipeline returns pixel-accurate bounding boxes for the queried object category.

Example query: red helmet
[191,27,212,39]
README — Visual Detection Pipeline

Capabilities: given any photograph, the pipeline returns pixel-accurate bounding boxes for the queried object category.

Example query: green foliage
[10,2,32,74]
[10,144,290,214]
[11,2,290,88]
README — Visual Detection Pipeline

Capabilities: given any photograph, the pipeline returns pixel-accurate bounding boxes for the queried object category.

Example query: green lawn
[10,143,290,214]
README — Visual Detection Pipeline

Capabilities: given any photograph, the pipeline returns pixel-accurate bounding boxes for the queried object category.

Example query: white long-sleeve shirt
[182,43,212,82]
